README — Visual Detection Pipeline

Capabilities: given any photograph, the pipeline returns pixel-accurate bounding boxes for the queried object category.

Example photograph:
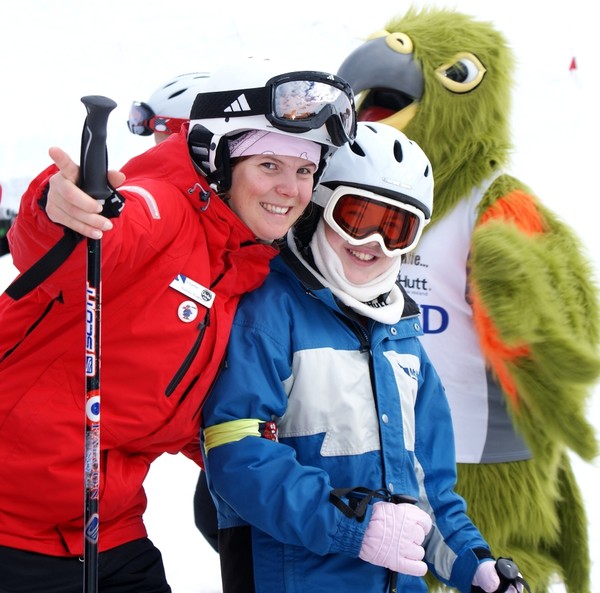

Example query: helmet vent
[393,139,404,163]
[349,140,366,157]
[169,89,187,100]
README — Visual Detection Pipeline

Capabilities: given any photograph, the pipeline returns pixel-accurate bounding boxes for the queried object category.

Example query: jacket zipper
[341,314,390,493]
[165,308,210,397]
[1,291,64,363]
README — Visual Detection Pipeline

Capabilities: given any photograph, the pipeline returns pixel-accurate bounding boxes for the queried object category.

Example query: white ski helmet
[311,121,433,256]
[187,56,357,190]
[128,72,211,136]
[314,121,433,217]
[148,72,212,118]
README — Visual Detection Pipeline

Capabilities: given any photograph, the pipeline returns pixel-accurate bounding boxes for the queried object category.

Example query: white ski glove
[472,559,523,592]
[358,501,432,576]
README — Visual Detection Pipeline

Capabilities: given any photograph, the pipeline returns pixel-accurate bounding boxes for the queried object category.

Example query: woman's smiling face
[228,154,316,242]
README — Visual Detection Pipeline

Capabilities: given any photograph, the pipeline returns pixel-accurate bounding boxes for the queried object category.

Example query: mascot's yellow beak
[338,31,423,130]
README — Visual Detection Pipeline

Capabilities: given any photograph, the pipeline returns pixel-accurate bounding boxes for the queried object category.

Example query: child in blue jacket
[201,122,526,593]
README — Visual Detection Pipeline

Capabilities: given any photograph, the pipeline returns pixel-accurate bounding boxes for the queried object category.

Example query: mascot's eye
[365,29,414,55]
[435,52,486,93]
[384,32,414,55]
[445,62,470,82]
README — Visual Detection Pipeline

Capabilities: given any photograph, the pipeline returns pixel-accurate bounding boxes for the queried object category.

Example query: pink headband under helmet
[228,130,321,167]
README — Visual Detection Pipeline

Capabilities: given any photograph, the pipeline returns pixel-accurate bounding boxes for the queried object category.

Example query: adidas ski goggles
[189,71,356,146]
[127,101,187,136]
[324,186,427,257]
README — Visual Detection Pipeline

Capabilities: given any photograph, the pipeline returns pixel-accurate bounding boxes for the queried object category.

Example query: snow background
[0,0,598,591]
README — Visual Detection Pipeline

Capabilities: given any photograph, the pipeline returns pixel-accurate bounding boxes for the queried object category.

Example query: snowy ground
[1,0,599,591]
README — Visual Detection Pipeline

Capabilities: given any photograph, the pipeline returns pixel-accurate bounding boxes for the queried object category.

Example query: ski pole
[79,95,117,593]
[388,494,417,593]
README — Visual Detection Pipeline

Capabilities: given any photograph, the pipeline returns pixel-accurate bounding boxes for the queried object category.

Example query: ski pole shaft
[79,95,116,593]
[388,494,417,593]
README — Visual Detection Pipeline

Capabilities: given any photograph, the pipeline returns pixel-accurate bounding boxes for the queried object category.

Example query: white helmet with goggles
[187,56,357,191]
[127,72,211,136]
[312,121,433,257]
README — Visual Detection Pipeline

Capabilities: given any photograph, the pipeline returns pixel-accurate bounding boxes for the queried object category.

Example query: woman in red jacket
[0,57,356,593]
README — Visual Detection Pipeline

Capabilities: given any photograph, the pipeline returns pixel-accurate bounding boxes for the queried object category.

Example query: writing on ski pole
[85,282,98,378]
[84,279,100,545]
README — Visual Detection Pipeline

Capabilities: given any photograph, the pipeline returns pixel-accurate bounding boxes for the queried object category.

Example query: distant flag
[569,57,577,71]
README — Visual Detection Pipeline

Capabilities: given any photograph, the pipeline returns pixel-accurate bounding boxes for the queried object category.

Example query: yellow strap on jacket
[204,419,264,454]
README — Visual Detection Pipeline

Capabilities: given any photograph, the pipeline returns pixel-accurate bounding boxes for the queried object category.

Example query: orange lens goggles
[324,186,426,256]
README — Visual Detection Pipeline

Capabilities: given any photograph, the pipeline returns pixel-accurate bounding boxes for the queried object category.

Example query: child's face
[324,221,398,285]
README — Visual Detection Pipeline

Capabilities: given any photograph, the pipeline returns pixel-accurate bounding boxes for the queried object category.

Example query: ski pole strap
[5,227,83,300]
[329,486,417,522]
[4,188,124,301]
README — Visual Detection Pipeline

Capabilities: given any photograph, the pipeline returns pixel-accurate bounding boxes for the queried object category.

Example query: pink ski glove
[472,560,522,592]
[358,501,432,576]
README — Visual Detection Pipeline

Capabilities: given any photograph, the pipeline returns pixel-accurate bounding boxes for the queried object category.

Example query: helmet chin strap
[312,145,332,189]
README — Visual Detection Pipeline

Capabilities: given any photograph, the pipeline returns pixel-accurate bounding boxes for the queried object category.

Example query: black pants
[193,470,219,552]
[219,526,255,593]
[0,538,171,593]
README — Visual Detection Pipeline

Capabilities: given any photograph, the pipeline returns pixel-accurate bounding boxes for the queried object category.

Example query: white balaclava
[290,218,405,324]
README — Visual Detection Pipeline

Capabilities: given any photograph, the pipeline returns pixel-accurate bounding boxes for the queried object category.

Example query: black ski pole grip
[79,95,117,201]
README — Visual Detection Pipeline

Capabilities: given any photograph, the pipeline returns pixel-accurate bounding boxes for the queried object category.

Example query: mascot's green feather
[338,6,600,592]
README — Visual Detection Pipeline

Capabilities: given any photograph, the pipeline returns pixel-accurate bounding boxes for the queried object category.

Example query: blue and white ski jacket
[202,247,492,593]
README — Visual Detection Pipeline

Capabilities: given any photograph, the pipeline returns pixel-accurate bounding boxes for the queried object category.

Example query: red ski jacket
[0,130,277,556]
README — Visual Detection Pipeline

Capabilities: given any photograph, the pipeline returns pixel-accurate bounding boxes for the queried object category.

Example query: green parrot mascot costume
[338,7,600,593]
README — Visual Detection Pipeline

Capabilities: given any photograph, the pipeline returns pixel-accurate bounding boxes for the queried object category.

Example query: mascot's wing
[338,7,600,460]
[471,175,600,460]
